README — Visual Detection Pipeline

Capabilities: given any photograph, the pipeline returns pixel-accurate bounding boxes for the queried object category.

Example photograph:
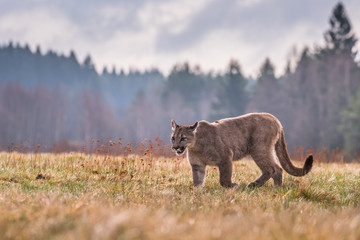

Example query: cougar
[170,113,313,188]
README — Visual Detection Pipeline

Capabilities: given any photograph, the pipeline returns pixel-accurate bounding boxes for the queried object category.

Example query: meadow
[0,142,360,240]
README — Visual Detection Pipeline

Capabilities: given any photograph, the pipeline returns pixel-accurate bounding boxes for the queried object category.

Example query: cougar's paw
[221,182,238,188]
[193,184,204,189]
[247,182,259,188]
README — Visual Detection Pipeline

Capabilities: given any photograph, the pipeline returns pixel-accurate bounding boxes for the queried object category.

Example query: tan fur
[171,113,313,188]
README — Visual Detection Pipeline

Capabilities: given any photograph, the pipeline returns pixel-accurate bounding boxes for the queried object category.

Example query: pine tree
[210,60,249,120]
[248,58,281,117]
[102,66,109,75]
[162,62,204,108]
[69,50,79,65]
[35,46,41,55]
[83,54,94,69]
[325,2,357,54]
[319,2,359,149]
[282,48,320,149]
[340,87,360,154]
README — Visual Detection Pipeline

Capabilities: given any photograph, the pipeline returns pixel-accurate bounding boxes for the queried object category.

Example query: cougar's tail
[275,131,313,176]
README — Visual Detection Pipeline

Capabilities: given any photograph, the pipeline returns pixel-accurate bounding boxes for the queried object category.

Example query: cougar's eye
[171,136,175,142]
[180,137,186,142]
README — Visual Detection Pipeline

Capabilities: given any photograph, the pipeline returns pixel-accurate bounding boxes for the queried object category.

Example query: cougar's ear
[171,119,178,131]
[190,121,198,131]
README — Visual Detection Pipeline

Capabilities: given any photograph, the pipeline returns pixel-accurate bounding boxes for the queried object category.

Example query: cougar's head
[170,120,198,156]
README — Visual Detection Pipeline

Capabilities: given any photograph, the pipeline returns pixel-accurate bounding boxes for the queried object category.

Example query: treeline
[0,3,359,154]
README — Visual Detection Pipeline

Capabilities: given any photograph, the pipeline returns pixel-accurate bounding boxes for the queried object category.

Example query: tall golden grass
[0,139,360,239]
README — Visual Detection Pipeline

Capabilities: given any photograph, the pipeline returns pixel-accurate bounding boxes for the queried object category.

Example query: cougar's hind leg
[272,165,283,187]
[249,150,279,188]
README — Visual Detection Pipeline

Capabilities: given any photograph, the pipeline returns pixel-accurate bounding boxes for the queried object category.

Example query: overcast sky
[0,0,359,77]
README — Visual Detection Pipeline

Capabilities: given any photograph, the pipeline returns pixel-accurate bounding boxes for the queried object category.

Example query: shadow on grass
[279,185,338,206]
[234,181,339,207]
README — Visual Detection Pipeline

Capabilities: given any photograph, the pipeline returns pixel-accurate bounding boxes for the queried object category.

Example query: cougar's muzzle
[172,146,186,155]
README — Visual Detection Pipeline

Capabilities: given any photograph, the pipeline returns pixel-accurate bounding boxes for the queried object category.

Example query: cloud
[154,0,329,53]
[0,0,359,76]
[138,0,209,34]
[151,0,360,75]
[237,0,265,8]
[98,3,130,28]
[0,7,79,51]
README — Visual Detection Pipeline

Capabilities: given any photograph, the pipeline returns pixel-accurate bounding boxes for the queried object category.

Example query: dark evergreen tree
[325,2,357,54]
[35,45,41,55]
[69,50,79,65]
[340,87,360,154]
[248,58,282,117]
[111,66,117,76]
[162,62,204,108]
[317,2,359,149]
[102,66,109,75]
[210,60,249,120]
[282,48,320,149]
[83,54,94,69]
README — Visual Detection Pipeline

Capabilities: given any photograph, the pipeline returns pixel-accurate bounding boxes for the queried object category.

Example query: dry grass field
[0,148,360,240]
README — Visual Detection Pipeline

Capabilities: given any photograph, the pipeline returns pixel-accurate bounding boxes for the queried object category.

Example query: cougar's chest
[187,149,220,166]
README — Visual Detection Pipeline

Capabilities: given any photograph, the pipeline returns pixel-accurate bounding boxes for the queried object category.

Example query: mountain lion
[170,113,313,188]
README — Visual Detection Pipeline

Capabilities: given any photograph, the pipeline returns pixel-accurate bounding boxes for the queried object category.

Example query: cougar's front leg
[218,159,237,188]
[191,164,206,187]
